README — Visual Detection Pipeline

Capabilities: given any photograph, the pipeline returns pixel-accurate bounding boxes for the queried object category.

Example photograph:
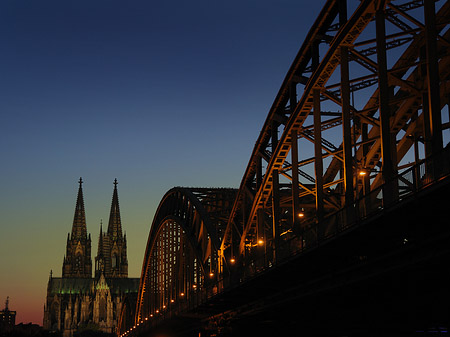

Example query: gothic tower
[62,178,92,278]
[95,179,128,278]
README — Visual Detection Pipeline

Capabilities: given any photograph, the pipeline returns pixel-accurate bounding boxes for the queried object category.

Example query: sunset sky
[0,0,324,324]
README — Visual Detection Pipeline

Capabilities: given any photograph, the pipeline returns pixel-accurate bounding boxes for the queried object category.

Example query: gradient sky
[0,0,324,325]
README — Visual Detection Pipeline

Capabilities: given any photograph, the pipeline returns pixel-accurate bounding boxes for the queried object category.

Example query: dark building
[43,179,139,337]
[0,297,16,334]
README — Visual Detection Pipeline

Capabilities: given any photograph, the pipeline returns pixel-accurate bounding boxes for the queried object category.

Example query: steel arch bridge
[122,0,450,335]
[135,188,237,323]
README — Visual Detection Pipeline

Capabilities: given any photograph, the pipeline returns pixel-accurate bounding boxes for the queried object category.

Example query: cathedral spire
[93,179,128,278]
[62,178,92,278]
[71,177,87,240]
[107,179,122,239]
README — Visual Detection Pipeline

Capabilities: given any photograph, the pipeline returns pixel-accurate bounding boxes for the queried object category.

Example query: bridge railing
[240,147,450,279]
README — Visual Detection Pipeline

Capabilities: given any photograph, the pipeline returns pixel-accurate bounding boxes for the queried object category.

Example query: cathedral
[43,178,139,336]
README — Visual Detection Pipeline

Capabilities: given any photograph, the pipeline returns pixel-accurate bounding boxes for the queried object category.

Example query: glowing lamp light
[180,292,185,296]
[145,318,148,321]
[359,170,367,176]
[150,314,153,317]
[258,239,264,245]
[193,284,197,289]
[230,258,236,263]
[298,212,305,218]
[155,310,159,313]
[209,272,214,277]
[171,299,174,303]
[163,305,166,309]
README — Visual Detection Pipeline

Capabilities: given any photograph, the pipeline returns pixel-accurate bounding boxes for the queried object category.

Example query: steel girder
[127,0,450,334]
[219,0,450,270]
[135,187,236,325]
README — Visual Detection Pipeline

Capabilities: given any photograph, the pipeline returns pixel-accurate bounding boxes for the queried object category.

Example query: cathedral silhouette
[43,178,139,336]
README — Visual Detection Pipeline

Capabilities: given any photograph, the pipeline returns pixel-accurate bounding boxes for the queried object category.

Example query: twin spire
[71,178,123,240]
[64,178,128,279]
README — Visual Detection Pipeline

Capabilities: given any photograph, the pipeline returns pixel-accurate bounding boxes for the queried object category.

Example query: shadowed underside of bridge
[120,0,450,336]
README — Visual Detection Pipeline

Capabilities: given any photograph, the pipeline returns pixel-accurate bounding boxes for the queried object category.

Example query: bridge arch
[135,187,236,324]
[123,1,450,335]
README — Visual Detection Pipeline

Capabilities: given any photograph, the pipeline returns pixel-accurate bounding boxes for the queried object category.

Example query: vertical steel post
[424,0,443,176]
[291,130,300,234]
[421,46,433,159]
[272,169,280,264]
[339,0,347,26]
[271,119,280,264]
[376,8,397,206]
[312,38,324,225]
[257,208,265,268]
[362,123,370,214]
[314,89,324,225]
[341,46,354,217]
[290,81,300,234]
[339,0,349,220]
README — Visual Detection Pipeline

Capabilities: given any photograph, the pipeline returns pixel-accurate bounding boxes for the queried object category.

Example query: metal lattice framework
[125,0,450,335]
[219,0,450,269]
[135,188,236,324]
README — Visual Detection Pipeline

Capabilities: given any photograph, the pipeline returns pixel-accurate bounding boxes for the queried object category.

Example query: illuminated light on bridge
[358,169,368,176]
[117,0,450,336]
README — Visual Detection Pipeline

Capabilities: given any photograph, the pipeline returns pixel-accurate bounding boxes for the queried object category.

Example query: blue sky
[0,0,324,324]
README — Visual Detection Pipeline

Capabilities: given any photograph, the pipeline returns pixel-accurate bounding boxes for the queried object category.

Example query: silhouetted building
[0,297,16,334]
[43,179,139,337]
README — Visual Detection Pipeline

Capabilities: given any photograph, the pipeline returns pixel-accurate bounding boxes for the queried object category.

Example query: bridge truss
[124,0,450,335]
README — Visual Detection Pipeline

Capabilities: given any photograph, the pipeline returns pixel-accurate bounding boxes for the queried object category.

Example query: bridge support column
[272,169,280,264]
[314,88,324,227]
[376,7,398,207]
[361,123,371,215]
[341,45,355,223]
[424,0,443,178]
[257,208,266,268]
[290,81,301,237]
[291,129,300,235]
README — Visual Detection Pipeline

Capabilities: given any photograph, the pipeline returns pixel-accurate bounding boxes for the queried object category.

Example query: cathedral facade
[43,179,139,336]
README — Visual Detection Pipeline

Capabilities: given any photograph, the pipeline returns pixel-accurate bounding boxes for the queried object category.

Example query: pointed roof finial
[71,177,87,240]
[107,178,122,239]
[5,296,9,311]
